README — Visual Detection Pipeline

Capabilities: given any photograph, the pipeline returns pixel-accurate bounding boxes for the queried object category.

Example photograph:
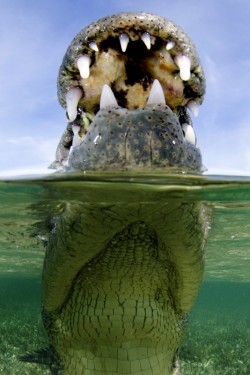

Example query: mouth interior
[96,35,180,109]
[64,29,200,125]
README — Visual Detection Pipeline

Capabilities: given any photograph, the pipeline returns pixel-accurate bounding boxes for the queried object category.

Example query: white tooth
[100,84,118,109]
[77,55,91,79]
[182,123,196,145]
[65,87,83,122]
[175,55,191,81]
[89,41,99,52]
[147,79,166,105]
[141,32,151,50]
[187,100,199,117]
[72,125,83,148]
[166,41,175,50]
[119,33,129,52]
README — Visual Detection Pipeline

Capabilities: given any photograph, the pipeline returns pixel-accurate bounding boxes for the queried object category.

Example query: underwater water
[0,172,249,375]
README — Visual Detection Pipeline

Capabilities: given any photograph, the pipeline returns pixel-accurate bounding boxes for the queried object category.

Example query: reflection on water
[0,173,250,374]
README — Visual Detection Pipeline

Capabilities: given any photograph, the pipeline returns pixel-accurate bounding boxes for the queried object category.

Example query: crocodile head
[54,12,205,172]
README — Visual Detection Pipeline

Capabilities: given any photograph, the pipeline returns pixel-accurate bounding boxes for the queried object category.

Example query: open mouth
[54,12,205,169]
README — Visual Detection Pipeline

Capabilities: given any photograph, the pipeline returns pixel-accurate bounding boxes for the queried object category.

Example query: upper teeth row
[76,33,191,82]
[87,33,176,54]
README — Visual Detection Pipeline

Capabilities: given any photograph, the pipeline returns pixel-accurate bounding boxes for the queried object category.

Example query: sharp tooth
[72,125,83,148]
[166,41,175,50]
[141,32,151,50]
[119,33,129,52]
[89,41,99,52]
[175,55,191,81]
[147,79,166,105]
[187,100,199,117]
[182,123,196,145]
[65,87,83,122]
[77,55,91,79]
[100,84,118,109]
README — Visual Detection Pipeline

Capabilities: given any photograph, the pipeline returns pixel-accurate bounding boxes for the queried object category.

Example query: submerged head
[56,12,205,172]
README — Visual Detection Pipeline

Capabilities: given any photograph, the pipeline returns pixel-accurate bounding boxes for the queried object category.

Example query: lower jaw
[67,104,202,172]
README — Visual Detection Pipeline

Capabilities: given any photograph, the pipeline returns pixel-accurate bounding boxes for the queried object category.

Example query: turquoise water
[0,173,250,374]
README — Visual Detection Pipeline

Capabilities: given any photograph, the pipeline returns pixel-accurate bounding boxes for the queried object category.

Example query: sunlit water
[0,172,249,374]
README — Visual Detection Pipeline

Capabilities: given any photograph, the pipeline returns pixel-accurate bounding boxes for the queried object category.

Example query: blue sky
[1,0,250,174]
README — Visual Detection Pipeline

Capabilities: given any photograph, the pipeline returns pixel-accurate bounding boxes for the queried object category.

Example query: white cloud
[0,134,58,171]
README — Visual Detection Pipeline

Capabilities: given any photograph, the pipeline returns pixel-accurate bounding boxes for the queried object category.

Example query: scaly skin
[41,198,209,375]
[20,12,209,375]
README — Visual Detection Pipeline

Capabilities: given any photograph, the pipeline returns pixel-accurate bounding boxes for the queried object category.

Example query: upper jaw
[57,12,205,124]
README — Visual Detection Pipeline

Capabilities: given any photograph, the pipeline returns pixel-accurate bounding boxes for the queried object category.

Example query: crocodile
[20,12,210,375]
